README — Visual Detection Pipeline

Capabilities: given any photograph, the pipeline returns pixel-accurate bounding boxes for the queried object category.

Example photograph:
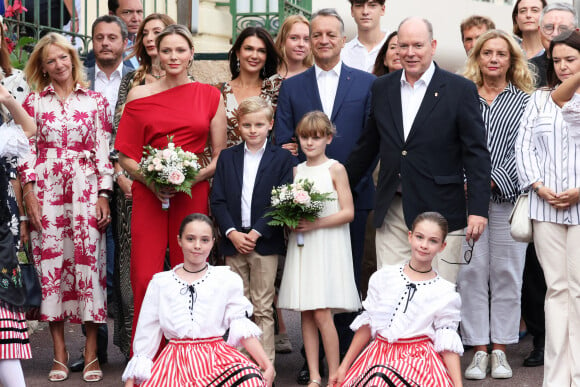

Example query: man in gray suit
[71,14,132,373]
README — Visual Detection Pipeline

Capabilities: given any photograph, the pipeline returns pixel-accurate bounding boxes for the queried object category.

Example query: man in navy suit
[347,17,491,283]
[274,8,375,383]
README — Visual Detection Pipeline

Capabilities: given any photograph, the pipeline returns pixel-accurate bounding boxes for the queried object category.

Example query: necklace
[408,261,432,274]
[150,70,166,80]
[182,263,208,274]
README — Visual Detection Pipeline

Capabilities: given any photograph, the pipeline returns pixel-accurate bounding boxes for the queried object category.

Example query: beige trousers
[375,195,463,283]
[226,251,278,363]
[533,221,580,387]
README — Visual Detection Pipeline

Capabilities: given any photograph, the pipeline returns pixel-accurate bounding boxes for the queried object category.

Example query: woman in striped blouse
[460,30,535,381]
[516,30,580,387]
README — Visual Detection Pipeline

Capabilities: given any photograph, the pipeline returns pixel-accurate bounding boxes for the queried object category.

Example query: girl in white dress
[332,212,463,387]
[123,213,274,387]
[278,111,361,387]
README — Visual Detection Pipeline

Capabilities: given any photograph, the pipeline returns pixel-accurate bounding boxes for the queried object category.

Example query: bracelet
[19,215,28,222]
[22,190,33,199]
[113,171,124,182]
[533,182,544,194]
[98,192,110,199]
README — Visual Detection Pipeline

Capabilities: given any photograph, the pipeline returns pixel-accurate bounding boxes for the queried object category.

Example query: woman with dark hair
[372,31,402,76]
[111,12,175,359]
[511,0,547,58]
[116,24,226,355]
[222,27,283,147]
[516,30,580,386]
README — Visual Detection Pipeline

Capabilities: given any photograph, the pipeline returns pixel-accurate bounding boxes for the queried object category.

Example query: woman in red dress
[115,24,226,344]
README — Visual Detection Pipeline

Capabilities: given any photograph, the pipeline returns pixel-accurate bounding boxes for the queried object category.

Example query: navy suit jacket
[347,65,491,231]
[274,63,376,210]
[211,141,294,257]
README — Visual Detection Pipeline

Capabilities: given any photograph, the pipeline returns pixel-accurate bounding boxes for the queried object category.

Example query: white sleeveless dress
[278,159,361,312]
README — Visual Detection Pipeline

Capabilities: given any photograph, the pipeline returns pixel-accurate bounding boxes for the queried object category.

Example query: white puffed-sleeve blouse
[123,264,262,381]
[351,265,463,355]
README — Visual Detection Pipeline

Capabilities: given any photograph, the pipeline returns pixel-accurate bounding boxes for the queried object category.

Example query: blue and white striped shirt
[480,83,530,204]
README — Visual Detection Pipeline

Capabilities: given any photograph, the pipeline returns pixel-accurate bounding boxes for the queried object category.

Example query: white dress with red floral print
[18,84,113,323]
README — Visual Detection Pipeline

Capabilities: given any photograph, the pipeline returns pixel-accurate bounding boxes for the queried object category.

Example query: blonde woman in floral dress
[19,33,113,382]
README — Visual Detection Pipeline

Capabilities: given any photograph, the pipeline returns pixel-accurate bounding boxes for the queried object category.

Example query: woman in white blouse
[123,213,274,387]
[515,30,580,387]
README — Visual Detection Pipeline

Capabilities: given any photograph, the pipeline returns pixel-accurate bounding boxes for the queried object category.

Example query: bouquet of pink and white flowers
[139,136,200,209]
[265,179,334,246]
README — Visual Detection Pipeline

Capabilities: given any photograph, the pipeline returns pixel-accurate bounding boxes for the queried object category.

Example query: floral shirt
[18,83,113,191]
[222,74,282,147]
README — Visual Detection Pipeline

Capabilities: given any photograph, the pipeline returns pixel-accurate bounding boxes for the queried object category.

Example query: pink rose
[294,190,310,205]
[168,170,185,185]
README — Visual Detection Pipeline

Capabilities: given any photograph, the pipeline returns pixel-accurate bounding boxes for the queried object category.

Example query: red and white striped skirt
[142,337,266,387]
[0,304,31,359]
[341,335,453,387]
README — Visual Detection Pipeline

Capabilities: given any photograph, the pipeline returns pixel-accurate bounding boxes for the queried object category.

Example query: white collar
[95,61,124,80]
[401,61,436,87]
[314,61,342,79]
[244,140,267,155]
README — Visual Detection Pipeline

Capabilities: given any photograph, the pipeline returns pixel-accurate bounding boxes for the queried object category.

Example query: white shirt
[351,265,463,355]
[241,141,267,228]
[315,61,342,118]
[94,61,123,117]
[400,61,436,140]
[123,265,261,384]
[341,31,389,73]
[516,90,580,225]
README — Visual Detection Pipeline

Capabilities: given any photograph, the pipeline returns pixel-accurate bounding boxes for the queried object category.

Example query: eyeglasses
[441,237,474,265]
[541,24,575,35]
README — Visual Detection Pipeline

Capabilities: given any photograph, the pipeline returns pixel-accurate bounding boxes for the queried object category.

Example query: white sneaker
[465,351,489,380]
[491,349,513,379]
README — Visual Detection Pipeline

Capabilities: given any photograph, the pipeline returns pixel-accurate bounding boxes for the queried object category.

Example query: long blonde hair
[24,33,87,91]
[275,15,313,72]
[463,29,535,94]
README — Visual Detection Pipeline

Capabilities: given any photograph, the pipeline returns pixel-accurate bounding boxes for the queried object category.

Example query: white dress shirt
[241,141,267,228]
[94,61,123,117]
[341,32,389,73]
[315,62,342,118]
[400,61,436,140]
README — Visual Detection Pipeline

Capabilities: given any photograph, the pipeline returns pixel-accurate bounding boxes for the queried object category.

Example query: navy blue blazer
[211,141,294,257]
[347,65,491,231]
[274,63,376,210]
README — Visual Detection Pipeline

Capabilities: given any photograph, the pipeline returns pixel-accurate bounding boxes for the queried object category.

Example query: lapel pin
[434,92,439,98]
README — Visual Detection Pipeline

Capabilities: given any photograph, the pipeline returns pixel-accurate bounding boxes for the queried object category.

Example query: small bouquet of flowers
[139,136,200,209]
[265,179,334,246]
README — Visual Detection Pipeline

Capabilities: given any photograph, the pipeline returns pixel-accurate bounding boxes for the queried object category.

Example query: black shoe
[296,361,310,385]
[523,347,544,367]
[69,351,108,373]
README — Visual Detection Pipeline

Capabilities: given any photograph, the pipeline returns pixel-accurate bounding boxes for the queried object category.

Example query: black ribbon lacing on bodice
[403,283,417,313]
[180,284,197,312]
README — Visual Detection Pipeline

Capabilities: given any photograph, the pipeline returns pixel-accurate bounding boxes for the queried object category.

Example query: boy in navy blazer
[211,97,294,364]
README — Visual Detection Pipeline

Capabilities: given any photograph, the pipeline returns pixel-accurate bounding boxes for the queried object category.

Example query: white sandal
[82,357,103,382]
[48,356,69,382]
[308,380,322,387]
